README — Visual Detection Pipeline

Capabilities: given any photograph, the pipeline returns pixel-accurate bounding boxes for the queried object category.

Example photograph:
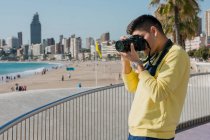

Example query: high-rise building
[196,17,202,36]
[47,38,55,46]
[42,39,48,47]
[62,38,70,54]
[0,39,6,47]
[55,43,63,54]
[100,32,110,42]
[86,37,94,49]
[70,35,81,60]
[71,34,76,38]
[59,35,64,43]
[76,37,82,52]
[7,37,19,49]
[205,9,210,45]
[30,12,41,44]
[22,44,29,60]
[18,32,23,47]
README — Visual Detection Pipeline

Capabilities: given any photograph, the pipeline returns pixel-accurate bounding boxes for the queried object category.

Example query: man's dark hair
[126,14,164,35]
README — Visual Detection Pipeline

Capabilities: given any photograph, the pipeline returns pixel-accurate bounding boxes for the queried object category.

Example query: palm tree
[149,0,202,49]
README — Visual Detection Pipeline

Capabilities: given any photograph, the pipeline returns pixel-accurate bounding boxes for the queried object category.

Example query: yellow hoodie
[122,45,190,139]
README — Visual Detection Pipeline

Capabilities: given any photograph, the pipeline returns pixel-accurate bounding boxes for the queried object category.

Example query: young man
[119,15,190,140]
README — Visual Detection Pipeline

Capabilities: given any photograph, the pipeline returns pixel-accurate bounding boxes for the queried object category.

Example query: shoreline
[0,60,123,94]
[0,61,64,85]
[1,60,210,94]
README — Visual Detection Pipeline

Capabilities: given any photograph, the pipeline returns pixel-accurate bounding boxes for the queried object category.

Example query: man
[119,15,190,140]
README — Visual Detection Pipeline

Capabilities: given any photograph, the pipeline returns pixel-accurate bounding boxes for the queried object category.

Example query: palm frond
[149,0,161,7]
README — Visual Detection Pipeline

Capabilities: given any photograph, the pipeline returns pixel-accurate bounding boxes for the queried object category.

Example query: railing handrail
[0,83,124,134]
[190,72,210,77]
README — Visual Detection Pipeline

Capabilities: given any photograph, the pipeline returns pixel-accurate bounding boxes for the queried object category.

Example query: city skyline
[0,0,210,45]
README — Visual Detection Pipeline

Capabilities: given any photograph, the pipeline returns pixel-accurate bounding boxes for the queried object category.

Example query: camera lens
[115,35,147,52]
[115,41,126,52]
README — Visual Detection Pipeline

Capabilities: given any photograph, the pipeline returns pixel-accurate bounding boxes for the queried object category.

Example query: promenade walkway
[0,88,91,125]
[176,123,210,140]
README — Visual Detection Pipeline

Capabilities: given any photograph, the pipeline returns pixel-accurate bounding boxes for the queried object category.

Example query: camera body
[115,35,147,52]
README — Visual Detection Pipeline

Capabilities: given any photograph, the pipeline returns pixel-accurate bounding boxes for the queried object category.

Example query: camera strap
[144,39,173,76]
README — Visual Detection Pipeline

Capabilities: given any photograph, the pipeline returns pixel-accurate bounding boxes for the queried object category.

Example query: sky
[0,0,210,47]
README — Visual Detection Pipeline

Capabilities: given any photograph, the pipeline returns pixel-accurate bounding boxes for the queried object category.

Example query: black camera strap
[144,39,173,76]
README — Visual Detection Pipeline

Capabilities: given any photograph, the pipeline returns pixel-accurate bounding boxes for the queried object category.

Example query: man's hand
[119,43,140,62]
[119,43,144,74]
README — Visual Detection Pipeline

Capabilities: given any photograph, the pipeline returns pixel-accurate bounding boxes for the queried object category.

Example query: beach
[0,60,123,94]
[0,59,209,94]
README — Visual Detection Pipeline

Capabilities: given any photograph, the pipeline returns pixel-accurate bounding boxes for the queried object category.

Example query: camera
[115,35,147,52]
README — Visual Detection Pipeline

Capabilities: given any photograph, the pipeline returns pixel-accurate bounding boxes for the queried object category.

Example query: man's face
[132,28,157,55]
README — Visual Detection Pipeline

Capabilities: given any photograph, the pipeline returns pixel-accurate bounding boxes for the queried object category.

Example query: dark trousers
[128,134,174,140]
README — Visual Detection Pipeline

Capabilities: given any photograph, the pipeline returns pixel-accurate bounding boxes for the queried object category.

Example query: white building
[2,45,11,52]
[45,45,55,54]
[70,36,81,60]
[62,38,70,54]
[90,43,96,56]
[78,52,90,61]
[205,9,210,46]
[31,44,43,56]
[185,35,206,51]
[101,41,118,58]
[7,37,19,49]
[54,54,64,60]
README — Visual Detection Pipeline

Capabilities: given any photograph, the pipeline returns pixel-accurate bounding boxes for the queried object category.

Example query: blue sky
[0,0,209,46]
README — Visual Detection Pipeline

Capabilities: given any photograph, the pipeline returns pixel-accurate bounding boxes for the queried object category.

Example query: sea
[0,62,61,83]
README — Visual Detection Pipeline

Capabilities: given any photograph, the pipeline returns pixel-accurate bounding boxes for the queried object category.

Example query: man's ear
[150,26,158,37]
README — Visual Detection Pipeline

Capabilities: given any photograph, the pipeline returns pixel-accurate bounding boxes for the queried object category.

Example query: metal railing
[176,73,210,132]
[0,84,133,140]
[0,73,210,140]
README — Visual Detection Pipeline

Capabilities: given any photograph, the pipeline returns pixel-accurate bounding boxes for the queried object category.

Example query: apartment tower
[30,12,41,44]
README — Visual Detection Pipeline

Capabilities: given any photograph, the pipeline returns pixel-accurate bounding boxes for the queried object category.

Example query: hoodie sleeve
[122,70,139,93]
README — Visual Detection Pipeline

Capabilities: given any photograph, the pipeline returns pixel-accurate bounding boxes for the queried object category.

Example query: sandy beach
[0,60,123,94]
[1,59,208,94]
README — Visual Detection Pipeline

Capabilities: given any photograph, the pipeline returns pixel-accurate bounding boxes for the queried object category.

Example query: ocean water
[0,62,60,82]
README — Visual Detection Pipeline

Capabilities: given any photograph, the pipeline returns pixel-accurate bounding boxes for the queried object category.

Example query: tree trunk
[180,34,186,50]
[174,5,182,47]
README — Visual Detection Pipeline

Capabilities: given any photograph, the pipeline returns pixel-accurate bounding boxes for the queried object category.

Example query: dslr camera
[115,35,147,52]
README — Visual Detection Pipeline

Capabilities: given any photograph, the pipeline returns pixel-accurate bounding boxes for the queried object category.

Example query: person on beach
[11,87,15,92]
[15,83,19,91]
[119,15,190,140]
[62,75,64,81]
[78,83,82,88]
[68,73,71,79]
